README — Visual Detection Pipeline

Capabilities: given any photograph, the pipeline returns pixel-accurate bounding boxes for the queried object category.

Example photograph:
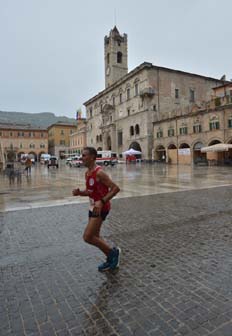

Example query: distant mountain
[0,111,76,128]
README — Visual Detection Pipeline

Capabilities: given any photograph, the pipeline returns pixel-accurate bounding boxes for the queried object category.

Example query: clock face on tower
[106,66,110,76]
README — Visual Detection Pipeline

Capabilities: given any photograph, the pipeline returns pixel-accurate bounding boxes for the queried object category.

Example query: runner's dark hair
[83,147,97,159]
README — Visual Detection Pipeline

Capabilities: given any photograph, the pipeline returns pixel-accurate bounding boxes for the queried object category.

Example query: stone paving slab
[0,186,232,336]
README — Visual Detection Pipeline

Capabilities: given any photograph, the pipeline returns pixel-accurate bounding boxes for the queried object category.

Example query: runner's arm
[97,170,120,203]
[92,170,120,215]
[72,188,90,197]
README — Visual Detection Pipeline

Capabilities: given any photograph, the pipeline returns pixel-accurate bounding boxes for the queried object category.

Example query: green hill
[0,111,76,128]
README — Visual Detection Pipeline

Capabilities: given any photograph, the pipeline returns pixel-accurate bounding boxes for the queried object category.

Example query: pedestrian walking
[25,157,32,175]
[72,147,121,272]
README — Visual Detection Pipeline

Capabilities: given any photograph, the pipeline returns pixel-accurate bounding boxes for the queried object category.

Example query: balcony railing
[213,95,232,108]
[140,87,155,97]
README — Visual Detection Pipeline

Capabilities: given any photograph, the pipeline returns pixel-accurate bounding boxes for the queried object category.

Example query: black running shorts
[88,210,109,221]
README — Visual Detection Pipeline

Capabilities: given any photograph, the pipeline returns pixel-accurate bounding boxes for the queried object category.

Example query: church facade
[84,27,223,160]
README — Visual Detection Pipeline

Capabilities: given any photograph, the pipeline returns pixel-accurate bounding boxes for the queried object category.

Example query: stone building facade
[153,84,232,165]
[0,123,48,162]
[47,122,77,158]
[69,119,87,155]
[84,27,224,161]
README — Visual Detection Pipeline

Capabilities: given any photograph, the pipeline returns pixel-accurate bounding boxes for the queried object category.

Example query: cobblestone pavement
[0,186,232,336]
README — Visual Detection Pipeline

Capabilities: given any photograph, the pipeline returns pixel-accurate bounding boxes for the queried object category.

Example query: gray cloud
[0,0,231,118]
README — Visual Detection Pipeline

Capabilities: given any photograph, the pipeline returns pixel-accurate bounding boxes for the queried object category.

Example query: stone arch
[102,103,114,113]
[154,145,166,161]
[192,142,206,163]
[156,145,165,150]
[178,143,191,165]
[168,143,177,149]
[129,141,142,152]
[167,144,177,164]
[179,143,190,149]
[208,139,221,146]
[193,141,204,150]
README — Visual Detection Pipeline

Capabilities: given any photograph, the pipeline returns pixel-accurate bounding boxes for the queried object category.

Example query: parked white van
[96,151,118,166]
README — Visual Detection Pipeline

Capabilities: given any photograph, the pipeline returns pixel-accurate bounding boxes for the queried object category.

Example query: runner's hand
[72,188,80,196]
[93,200,103,216]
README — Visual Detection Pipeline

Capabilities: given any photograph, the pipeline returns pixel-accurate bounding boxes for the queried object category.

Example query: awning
[201,143,232,153]
[122,148,142,156]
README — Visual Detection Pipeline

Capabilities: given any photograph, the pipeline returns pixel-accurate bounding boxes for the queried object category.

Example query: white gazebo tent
[200,143,232,153]
[122,148,142,156]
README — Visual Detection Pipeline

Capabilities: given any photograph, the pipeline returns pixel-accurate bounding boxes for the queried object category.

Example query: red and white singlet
[86,166,111,212]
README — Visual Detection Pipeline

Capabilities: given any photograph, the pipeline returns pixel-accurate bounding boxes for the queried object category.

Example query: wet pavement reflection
[1,164,232,335]
[0,161,232,212]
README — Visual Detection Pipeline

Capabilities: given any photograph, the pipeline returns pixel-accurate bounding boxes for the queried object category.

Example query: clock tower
[104,26,128,88]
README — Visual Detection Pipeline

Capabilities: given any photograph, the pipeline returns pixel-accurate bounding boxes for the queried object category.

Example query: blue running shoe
[98,248,115,272]
[109,247,121,270]
[98,259,111,272]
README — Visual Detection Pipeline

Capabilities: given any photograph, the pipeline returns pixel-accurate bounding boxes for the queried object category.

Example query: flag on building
[76,108,82,120]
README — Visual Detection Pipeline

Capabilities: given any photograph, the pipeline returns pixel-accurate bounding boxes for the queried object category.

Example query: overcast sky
[0,0,231,118]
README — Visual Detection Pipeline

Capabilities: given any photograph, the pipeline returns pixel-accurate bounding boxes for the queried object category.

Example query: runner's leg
[83,216,111,256]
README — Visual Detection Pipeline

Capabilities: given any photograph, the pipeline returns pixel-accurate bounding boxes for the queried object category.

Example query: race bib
[89,178,94,186]
[89,197,95,211]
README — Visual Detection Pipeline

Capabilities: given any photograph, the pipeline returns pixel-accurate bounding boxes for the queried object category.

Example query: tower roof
[112,26,120,35]
[104,26,127,44]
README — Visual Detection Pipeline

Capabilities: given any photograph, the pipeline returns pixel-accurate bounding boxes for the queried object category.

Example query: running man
[72,147,121,272]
